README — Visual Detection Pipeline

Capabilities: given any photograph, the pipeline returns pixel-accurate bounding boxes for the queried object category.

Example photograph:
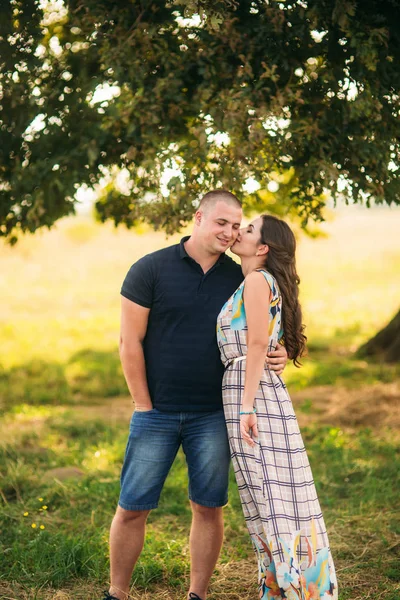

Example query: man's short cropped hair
[198,190,242,214]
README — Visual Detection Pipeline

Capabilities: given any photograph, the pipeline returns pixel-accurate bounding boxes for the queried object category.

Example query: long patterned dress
[217,269,338,600]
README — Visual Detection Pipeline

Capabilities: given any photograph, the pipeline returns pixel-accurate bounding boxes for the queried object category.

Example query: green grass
[0,406,399,597]
[0,350,126,412]
[285,349,400,391]
[1,345,399,416]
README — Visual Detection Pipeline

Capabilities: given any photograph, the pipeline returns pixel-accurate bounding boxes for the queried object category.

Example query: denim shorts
[118,408,231,511]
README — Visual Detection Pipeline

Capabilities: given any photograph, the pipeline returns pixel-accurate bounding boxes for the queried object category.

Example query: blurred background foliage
[1,0,399,242]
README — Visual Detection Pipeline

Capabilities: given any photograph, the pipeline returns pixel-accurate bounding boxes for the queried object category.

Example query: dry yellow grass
[1,546,398,600]
[1,202,399,369]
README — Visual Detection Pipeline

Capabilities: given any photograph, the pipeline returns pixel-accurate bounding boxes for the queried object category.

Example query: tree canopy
[1,0,399,241]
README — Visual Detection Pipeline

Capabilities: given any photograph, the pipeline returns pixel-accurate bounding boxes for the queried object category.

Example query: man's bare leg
[188,502,224,600]
[108,506,150,600]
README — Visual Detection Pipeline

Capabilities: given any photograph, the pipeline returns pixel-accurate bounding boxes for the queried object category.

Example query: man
[103,190,287,600]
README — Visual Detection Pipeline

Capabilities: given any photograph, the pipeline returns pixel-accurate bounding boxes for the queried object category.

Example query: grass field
[0,204,399,599]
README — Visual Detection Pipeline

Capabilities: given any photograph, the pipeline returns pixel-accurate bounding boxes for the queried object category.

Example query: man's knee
[114,505,151,524]
[190,501,223,521]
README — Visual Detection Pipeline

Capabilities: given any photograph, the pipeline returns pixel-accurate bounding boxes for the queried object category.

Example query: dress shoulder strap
[231,270,281,332]
[255,269,280,299]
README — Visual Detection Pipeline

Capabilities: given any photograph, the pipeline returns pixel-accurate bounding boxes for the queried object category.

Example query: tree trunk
[357,308,400,362]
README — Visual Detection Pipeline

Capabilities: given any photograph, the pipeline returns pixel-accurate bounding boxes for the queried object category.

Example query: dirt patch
[292,381,400,430]
[72,397,134,424]
[72,381,400,434]
[43,466,85,482]
[3,382,398,448]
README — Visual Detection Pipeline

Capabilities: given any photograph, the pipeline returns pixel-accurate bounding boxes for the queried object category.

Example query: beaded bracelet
[239,408,257,415]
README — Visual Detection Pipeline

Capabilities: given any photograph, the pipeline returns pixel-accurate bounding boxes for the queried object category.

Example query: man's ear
[194,210,202,226]
[256,244,269,257]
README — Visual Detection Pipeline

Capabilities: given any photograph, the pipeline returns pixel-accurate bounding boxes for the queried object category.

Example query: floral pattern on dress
[254,520,337,600]
[230,270,283,339]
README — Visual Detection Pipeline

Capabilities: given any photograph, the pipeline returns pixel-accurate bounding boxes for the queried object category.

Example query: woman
[217,215,338,600]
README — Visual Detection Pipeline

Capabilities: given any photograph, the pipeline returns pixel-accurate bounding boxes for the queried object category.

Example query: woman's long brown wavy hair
[259,215,307,366]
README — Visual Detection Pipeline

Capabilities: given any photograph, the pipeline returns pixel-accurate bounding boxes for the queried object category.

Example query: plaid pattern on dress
[217,270,338,600]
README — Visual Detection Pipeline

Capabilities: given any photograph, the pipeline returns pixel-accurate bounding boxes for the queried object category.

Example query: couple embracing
[103,190,338,600]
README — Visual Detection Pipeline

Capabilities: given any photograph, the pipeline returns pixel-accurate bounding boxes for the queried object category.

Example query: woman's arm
[241,271,271,412]
[239,271,271,446]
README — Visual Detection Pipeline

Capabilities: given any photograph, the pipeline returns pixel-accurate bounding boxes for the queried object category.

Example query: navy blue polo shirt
[121,236,244,412]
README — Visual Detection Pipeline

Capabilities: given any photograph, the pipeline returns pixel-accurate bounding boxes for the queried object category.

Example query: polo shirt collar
[179,236,227,264]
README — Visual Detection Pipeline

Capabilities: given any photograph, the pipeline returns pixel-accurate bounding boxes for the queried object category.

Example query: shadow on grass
[0,348,127,413]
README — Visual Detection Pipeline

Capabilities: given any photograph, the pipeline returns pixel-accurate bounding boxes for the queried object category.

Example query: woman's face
[230,216,264,257]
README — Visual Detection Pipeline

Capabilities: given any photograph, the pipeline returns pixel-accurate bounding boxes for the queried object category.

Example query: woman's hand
[240,413,258,447]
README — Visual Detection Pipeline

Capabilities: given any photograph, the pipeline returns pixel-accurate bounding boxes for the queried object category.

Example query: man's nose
[223,224,234,238]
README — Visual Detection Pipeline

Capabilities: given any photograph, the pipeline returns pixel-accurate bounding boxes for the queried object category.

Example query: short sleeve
[120,255,155,308]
